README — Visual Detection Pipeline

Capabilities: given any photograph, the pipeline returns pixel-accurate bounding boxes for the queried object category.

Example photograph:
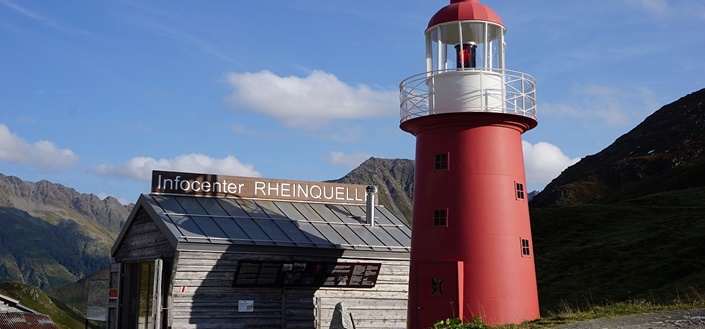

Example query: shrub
[433,317,491,329]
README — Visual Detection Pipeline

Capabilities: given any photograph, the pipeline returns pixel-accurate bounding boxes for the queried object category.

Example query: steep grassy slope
[0,206,113,289]
[532,187,705,312]
[47,268,109,313]
[0,281,89,329]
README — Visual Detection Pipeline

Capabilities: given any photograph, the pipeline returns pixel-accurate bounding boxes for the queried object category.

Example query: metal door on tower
[416,262,463,329]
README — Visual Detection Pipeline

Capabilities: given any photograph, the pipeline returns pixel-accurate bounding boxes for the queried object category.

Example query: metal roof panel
[307,203,365,247]
[290,203,346,247]
[326,204,385,248]
[267,201,323,247]
[132,193,410,252]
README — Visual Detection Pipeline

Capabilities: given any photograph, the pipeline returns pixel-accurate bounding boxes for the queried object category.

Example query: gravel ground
[556,309,705,328]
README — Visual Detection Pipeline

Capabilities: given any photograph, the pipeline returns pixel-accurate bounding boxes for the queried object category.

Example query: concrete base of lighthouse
[401,112,539,328]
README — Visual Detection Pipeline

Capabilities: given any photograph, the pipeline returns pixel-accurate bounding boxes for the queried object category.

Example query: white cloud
[327,151,371,168]
[541,84,658,126]
[93,153,260,181]
[224,70,397,129]
[0,124,79,168]
[522,141,580,190]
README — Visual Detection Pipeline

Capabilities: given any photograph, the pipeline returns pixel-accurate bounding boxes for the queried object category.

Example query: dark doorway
[123,260,163,329]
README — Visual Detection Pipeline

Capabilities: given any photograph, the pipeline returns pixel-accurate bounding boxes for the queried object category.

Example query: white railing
[400,68,537,123]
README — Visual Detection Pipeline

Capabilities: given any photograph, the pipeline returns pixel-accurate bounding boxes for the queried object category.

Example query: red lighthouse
[400,0,539,327]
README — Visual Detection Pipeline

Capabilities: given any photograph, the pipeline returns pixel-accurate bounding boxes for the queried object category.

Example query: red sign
[108,288,118,299]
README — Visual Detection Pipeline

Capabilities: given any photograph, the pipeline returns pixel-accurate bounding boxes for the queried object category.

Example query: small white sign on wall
[238,300,254,312]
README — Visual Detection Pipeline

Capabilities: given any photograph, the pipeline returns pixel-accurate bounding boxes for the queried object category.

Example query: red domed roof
[428,0,503,28]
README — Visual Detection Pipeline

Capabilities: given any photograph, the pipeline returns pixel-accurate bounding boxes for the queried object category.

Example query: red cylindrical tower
[400,0,539,327]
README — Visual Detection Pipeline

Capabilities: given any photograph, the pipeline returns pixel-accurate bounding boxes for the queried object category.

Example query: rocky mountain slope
[329,157,414,221]
[528,88,705,310]
[531,88,705,207]
[0,174,130,289]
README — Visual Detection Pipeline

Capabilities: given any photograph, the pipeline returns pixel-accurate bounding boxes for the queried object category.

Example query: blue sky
[1,0,704,204]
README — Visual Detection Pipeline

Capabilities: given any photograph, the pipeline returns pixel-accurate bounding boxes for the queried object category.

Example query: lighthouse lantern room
[399,0,540,327]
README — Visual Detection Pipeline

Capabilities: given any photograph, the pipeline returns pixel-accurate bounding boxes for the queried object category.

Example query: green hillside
[0,173,128,289]
[48,268,109,313]
[0,281,89,329]
[531,187,705,313]
[0,206,113,289]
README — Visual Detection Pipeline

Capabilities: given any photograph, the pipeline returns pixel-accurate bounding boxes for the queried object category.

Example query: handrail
[400,68,537,123]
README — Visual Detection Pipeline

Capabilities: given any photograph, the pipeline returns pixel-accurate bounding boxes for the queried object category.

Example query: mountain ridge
[0,173,130,289]
[531,88,705,207]
[0,173,129,235]
[329,157,414,222]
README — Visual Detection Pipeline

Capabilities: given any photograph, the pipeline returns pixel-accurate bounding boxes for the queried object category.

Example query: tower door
[416,262,462,329]
[123,259,164,329]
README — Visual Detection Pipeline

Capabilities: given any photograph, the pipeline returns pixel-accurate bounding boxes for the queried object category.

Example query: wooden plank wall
[113,208,175,260]
[170,251,409,329]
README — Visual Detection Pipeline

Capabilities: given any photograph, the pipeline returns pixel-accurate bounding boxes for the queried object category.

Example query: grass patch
[504,294,705,328]
[0,281,87,329]
[530,187,705,313]
[435,290,705,329]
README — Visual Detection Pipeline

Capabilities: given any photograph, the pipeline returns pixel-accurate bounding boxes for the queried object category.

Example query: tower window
[515,182,525,200]
[431,278,444,295]
[433,209,447,227]
[434,153,448,171]
[521,239,531,257]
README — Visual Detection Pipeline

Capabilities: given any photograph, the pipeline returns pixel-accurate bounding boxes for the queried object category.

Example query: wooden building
[108,170,411,329]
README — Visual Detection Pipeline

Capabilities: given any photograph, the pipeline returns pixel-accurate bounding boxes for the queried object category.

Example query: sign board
[238,300,254,312]
[233,261,381,288]
[86,280,109,322]
[151,170,373,205]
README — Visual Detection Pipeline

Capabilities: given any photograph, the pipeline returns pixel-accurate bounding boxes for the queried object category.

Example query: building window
[521,239,531,257]
[433,209,447,227]
[434,153,448,171]
[431,278,444,295]
[516,182,525,200]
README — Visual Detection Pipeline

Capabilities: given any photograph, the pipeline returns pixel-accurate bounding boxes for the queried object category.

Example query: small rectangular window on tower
[434,153,449,171]
[521,239,531,257]
[433,209,447,227]
[431,278,444,295]
[515,182,525,200]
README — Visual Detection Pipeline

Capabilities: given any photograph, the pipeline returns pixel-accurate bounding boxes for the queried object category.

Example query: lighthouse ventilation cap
[427,0,504,29]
